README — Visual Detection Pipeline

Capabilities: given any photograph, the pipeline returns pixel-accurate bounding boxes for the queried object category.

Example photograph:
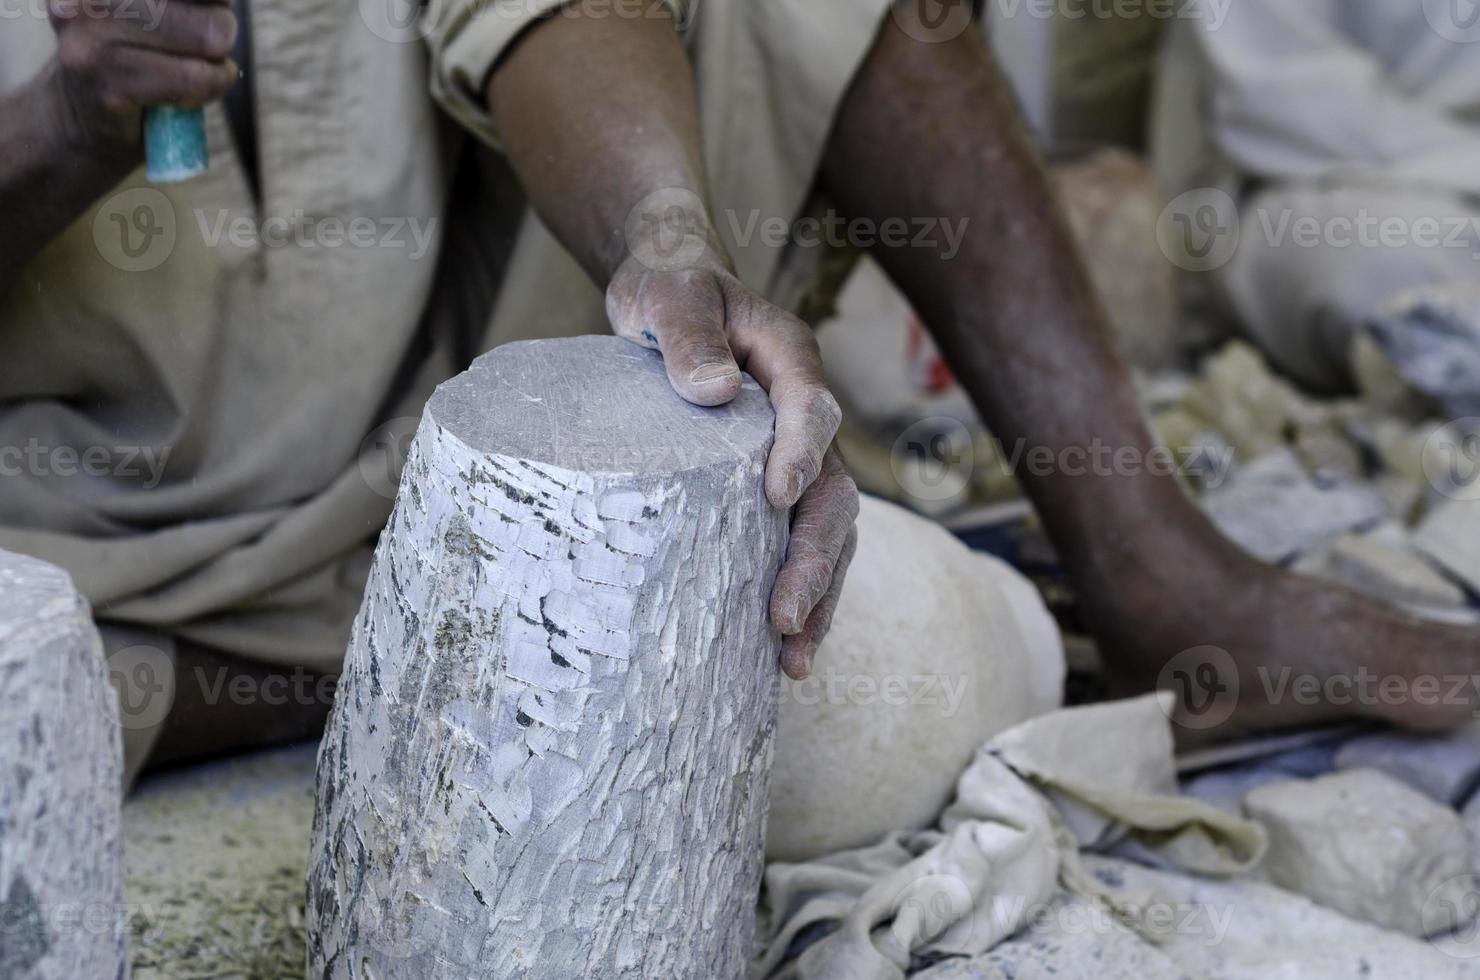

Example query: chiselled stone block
[307,337,790,979]
[0,550,126,979]
[1244,769,1474,936]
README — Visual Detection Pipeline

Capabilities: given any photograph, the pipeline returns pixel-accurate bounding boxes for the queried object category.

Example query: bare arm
[488,4,859,676]
[0,0,238,293]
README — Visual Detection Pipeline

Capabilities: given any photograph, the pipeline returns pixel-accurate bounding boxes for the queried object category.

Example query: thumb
[608,268,742,407]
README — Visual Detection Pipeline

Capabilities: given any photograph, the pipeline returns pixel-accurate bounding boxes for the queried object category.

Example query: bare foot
[1081,533,1480,745]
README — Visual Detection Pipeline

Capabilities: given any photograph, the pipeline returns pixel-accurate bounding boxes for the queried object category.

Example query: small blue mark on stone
[641,330,658,346]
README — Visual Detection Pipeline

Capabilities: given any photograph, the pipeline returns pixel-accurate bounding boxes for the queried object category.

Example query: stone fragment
[1089,856,1478,979]
[1181,743,1339,815]
[1369,282,1480,419]
[1303,529,1468,610]
[1178,342,1325,462]
[1414,499,1480,597]
[1244,769,1474,936]
[1201,449,1388,564]
[0,550,127,980]
[307,337,790,979]
[911,892,1187,980]
[1334,726,1480,805]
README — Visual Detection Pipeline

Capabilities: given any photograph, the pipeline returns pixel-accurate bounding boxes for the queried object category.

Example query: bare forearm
[487,1,716,286]
[0,62,139,293]
[823,10,1205,574]
[824,15,1140,451]
[487,6,858,675]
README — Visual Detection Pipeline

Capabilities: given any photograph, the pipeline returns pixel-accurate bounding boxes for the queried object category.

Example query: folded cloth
[756,694,1267,980]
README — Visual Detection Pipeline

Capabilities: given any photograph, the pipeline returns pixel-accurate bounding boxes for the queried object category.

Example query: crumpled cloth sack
[756,694,1267,980]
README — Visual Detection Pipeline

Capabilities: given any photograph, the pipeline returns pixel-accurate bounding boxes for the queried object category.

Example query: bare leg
[822,5,1480,740]
[145,642,333,772]
[114,630,333,788]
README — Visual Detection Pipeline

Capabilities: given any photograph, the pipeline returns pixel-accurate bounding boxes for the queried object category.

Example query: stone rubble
[1200,449,1389,565]
[1369,283,1480,420]
[1414,499,1480,598]
[1244,768,1475,937]
[1293,520,1468,610]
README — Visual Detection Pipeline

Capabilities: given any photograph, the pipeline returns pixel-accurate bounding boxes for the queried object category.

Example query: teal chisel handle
[143,106,209,184]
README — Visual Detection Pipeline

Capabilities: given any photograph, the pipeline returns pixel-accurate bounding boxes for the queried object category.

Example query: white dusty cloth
[756,695,1267,980]
[1152,2,1480,391]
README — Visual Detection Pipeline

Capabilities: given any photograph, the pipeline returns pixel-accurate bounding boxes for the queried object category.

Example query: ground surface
[124,744,317,979]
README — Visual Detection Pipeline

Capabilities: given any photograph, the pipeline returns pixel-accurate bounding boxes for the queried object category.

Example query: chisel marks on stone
[309,338,788,979]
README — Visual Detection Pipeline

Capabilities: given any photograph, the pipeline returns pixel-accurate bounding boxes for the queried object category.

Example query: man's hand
[1,0,238,290]
[47,0,238,156]
[488,3,859,678]
[606,243,859,680]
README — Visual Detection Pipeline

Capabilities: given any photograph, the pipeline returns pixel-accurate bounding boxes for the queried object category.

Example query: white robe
[1153,2,1480,391]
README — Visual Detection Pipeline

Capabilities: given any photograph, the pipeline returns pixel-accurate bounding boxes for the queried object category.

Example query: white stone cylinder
[0,550,127,980]
[308,337,789,979]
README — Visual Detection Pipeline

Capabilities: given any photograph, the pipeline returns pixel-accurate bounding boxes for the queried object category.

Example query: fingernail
[785,469,804,504]
[214,11,239,50]
[792,599,808,633]
[690,363,739,384]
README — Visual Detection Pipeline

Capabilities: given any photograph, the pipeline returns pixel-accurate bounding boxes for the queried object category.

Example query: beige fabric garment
[1152,3,1480,391]
[0,0,891,674]
[757,694,1267,980]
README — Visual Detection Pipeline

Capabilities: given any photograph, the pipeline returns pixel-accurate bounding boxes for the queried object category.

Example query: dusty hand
[607,242,859,680]
[46,0,238,156]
